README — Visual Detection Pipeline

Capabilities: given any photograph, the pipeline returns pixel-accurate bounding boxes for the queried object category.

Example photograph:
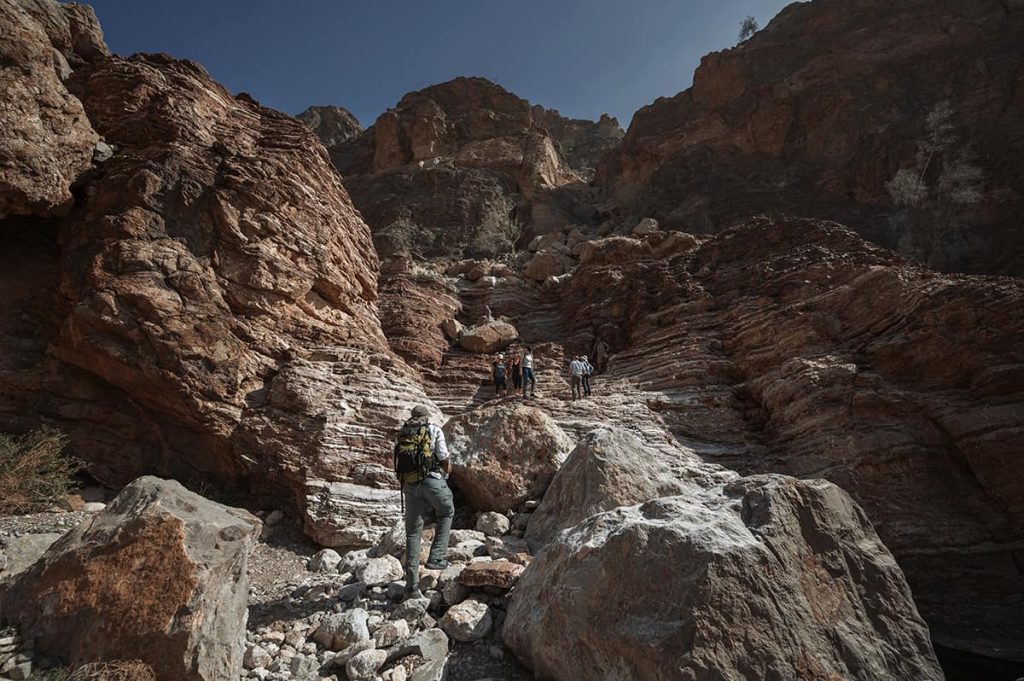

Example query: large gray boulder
[524,427,691,545]
[505,476,943,681]
[0,477,261,681]
[444,403,574,511]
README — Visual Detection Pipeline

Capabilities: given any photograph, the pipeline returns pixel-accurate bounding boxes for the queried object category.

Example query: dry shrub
[0,426,80,514]
[67,661,157,681]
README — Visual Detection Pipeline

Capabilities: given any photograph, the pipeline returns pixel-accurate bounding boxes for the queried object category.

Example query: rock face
[597,0,1024,275]
[524,428,690,545]
[0,0,102,217]
[505,476,943,681]
[0,477,261,681]
[555,215,1024,663]
[444,403,574,511]
[297,105,364,148]
[322,77,582,258]
[0,6,437,546]
[530,106,624,180]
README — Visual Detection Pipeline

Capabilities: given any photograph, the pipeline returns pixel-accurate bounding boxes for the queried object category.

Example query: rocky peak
[530,105,624,180]
[296,105,364,148]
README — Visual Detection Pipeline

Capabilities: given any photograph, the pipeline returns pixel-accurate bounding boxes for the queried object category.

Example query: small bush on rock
[0,426,80,514]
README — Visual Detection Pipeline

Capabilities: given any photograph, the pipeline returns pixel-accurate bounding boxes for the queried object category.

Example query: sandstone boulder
[0,477,261,681]
[505,476,943,681]
[458,559,524,590]
[444,403,574,511]
[457,320,518,354]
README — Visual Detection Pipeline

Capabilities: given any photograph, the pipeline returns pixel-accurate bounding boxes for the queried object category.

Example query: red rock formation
[597,0,1024,275]
[0,0,437,547]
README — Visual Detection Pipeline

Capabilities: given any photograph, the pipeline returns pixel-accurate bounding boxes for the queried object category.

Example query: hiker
[581,354,594,396]
[492,353,508,396]
[569,355,585,400]
[510,350,523,393]
[522,346,536,397]
[393,405,454,600]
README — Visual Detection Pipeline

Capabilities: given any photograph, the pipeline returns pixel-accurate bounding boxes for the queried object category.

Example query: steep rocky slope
[597,0,1024,275]
[0,1,436,548]
[383,216,1023,668]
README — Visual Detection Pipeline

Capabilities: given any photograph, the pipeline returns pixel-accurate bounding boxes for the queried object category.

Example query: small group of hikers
[490,346,536,398]
[491,347,594,400]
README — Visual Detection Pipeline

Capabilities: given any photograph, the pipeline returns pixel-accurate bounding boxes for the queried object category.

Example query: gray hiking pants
[403,476,454,588]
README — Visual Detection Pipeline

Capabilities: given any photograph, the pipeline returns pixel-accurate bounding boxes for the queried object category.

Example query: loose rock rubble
[237,504,538,681]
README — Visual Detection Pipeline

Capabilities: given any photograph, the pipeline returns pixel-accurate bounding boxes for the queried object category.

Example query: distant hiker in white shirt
[521,346,536,398]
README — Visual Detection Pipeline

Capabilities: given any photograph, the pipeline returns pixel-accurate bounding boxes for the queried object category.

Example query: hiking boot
[403,587,424,601]
[424,559,449,571]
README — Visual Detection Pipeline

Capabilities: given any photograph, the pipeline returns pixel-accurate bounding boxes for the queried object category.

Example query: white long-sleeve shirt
[427,422,449,478]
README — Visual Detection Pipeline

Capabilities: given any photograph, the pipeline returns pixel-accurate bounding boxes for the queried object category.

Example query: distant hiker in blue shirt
[492,353,508,396]
[581,354,594,396]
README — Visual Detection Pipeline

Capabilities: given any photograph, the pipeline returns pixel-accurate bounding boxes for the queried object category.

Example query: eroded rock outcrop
[297,104,364,148]
[0,0,102,218]
[506,476,943,681]
[0,4,436,547]
[530,106,624,180]
[314,77,583,258]
[597,0,1024,275]
[0,477,261,681]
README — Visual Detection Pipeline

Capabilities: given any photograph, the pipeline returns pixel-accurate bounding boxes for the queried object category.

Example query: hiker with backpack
[569,355,586,400]
[522,346,536,398]
[492,353,508,396]
[581,354,594,396]
[393,405,454,600]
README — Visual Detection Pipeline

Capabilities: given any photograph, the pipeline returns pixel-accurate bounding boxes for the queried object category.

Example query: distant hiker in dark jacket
[581,354,594,396]
[492,353,508,396]
[510,350,523,392]
[393,405,453,600]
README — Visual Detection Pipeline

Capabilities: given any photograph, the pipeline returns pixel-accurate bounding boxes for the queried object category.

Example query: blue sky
[85,0,795,129]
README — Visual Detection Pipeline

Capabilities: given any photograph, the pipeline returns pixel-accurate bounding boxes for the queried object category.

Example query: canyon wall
[597,0,1024,275]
